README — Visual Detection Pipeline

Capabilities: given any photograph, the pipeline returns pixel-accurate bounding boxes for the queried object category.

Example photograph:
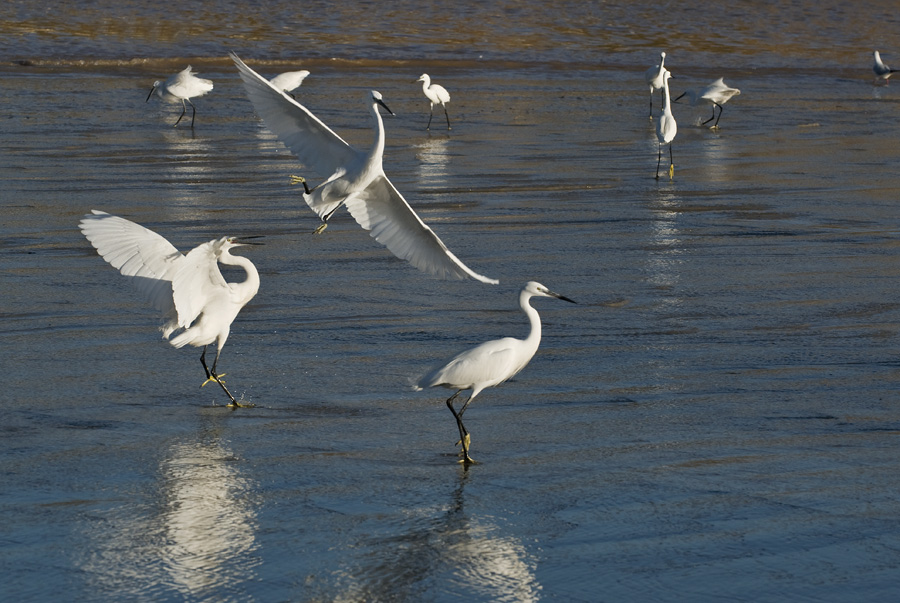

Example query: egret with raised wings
[415,281,576,464]
[79,210,260,407]
[146,65,214,129]
[230,52,497,284]
[673,77,740,129]
[269,69,310,98]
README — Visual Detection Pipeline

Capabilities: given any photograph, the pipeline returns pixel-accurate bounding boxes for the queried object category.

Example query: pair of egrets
[84,53,574,464]
[645,51,741,179]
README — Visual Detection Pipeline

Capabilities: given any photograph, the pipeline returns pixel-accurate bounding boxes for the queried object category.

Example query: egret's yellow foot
[227,400,255,408]
[289,175,306,185]
[668,164,674,179]
[201,373,226,388]
[312,222,328,235]
[454,434,471,449]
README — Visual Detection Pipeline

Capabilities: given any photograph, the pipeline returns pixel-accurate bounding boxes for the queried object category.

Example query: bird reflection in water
[332,472,541,602]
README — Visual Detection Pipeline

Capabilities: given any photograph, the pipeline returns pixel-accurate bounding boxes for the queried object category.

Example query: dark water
[4,1,900,601]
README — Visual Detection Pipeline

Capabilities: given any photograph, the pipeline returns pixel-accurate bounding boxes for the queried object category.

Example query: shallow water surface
[3,1,900,601]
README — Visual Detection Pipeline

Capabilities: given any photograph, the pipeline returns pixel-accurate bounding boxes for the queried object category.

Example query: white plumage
[146,65,214,128]
[415,281,576,463]
[673,77,740,129]
[873,50,898,82]
[415,73,451,130]
[78,210,260,406]
[656,71,677,180]
[231,52,496,284]
[644,51,667,118]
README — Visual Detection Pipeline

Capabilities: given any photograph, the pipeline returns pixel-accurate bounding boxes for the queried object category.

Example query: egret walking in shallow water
[645,51,667,118]
[656,71,677,180]
[79,210,261,407]
[672,77,740,129]
[231,52,496,284]
[269,69,310,98]
[415,281,576,464]
[146,65,214,129]
[873,50,898,83]
[415,73,451,130]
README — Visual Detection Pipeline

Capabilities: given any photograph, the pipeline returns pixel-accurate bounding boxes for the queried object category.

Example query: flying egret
[645,51,667,118]
[656,71,677,180]
[873,50,898,83]
[230,52,497,284]
[415,73,451,130]
[146,65,214,129]
[78,210,261,408]
[672,77,740,129]
[415,281,577,464]
[269,69,311,98]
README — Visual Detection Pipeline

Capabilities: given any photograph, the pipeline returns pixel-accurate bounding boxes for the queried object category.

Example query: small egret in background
[656,71,677,180]
[415,73,451,130]
[79,210,261,407]
[269,69,310,98]
[231,52,497,284]
[415,281,577,464]
[672,77,740,129]
[146,65,214,129]
[645,51,668,118]
[873,50,898,83]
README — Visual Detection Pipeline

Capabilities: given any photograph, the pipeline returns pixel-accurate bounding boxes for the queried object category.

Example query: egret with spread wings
[230,52,497,284]
[79,210,261,407]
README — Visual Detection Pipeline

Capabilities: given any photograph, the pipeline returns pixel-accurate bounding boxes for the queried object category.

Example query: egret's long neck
[520,291,543,351]
[370,103,386,170]
[220,251,260,304]
[662,78,672,113]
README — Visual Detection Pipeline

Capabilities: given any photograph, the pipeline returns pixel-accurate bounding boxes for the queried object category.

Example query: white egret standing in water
[656,71,677,180]
[415,281,577,464]
[415,73,451,130]
[230,52,497,284]
[146,66,214,129]
[645,51,667,118]
[672,77,741,129]
[873,50,898,83]
[79,210,261,407]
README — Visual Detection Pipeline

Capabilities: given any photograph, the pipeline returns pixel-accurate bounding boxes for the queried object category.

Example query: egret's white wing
[344,176,498,284]
[231,52,359,178]
[167,66,212,97]
[270,70,309,92]
[171,239,229,328]
[79,210,182,315]
[418,338,519,390]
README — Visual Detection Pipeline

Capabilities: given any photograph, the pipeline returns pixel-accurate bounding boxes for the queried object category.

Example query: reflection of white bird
[269,69,310,97]
[644,51,667,118]
[79,210,261,407]
[873,50,898,83]
[415,281,576,463]
[231,52,497,284]
[415,73,451,130]
[146,66,214,129]
[672,77,740,129]
[656,71,677,180]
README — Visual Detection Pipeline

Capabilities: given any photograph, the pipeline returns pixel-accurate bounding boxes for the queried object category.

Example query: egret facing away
[230,52,497,284]
[415,73,451,130]
[415,281,577,464]
[79,210,261,407]
[645,51,668,118]
[672,77,740,129]
[146,65,214,129]
[873,50,898,83]
[656,71,677,180]
[269,69,311,98]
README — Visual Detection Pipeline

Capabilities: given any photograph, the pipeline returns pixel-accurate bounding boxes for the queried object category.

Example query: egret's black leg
[426,105,434,130]
[174,100,187,127]
[443,106,451,130]
[713,104,723,128]
[668,143,674,180]
[656,143,662,179]
[446,391,474,463]
[188,99,197,129]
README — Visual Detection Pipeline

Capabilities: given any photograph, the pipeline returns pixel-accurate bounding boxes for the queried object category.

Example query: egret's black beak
[672,92,685,103]
[235,236,265,246]
[376,98,395,117]
[146,85,157,103]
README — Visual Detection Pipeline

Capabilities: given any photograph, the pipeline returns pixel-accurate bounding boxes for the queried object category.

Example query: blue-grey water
[3,1,900,601]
